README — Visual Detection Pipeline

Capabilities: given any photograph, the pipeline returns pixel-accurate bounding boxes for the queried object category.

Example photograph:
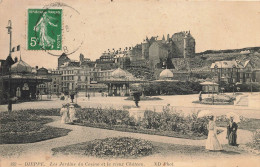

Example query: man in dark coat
[227,117,238,146]
[133,92,141,107]
[70,93,75,103]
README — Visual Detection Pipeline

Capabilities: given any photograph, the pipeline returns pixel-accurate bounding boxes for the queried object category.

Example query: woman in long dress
[227,117,238,146]
[206,116,223,151]
[60,106,69,124]
[69,105,77,123]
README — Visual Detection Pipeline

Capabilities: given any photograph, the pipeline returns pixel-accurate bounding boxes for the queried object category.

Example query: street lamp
[6,20,12,112]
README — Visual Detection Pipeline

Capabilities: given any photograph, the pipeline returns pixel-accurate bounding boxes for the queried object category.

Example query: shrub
[142,110,208,136]
[60,96,65,100]
[247,130,260,152]
[77,106,209,138]
[84,137,154,158]
[143,81,201,96]
[79,108,131,126]
[221,82,260,92]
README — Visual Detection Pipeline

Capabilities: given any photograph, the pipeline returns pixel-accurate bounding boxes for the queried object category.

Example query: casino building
[0,20,50,104]
[0,55,50,104]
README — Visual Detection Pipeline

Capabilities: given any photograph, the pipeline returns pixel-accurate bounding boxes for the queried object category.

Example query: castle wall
[149,42,168,69]
[148,43,160,69]
[142,42,149,59]
[172,58,191,71]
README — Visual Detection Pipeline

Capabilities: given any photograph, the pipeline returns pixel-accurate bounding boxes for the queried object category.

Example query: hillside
[190,51,260,71]
[196,47,260,55]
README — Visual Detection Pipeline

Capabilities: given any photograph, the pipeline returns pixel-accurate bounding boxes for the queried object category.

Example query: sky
[0,0,260,69]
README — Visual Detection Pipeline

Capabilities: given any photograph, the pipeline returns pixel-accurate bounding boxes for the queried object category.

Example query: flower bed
[84,137,154,158]
[77,107,211,140]
[193,94,236,105]
[247,130,260,153]
[0,110,71,144]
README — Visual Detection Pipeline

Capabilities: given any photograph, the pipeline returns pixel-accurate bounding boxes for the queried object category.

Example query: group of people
[60,104,77,124]
[206,116,238,151]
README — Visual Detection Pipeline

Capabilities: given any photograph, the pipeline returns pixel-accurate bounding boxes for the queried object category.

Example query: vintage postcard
[0,0,260,167]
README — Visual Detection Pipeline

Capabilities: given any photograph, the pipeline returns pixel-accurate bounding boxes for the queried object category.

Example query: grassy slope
[190,51,260,71]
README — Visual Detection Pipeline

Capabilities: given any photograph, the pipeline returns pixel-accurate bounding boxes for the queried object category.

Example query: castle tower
[183,32,188,58]
[162,35,165,41]
[79,53,84,62]
[142,42,149,59]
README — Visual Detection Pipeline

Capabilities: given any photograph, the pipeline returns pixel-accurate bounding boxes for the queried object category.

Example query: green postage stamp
[27,9,62,50]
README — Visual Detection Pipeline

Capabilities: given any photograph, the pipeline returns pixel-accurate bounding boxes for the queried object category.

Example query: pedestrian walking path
[1,93,259,119]
[0,116,253,158]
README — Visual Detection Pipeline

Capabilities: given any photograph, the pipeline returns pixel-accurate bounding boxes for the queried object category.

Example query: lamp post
[250,73,253,94]
[232,83,235,95]
[212,84,214,105]
[6,20,12,112]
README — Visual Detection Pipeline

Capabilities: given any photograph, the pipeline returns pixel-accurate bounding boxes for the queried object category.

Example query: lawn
[52,139,249,159]
[0,110,71,144]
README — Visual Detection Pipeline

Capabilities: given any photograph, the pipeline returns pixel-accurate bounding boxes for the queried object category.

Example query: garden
[0,109,70,144]
[193,93,237,105]
[76,107,211,140]
[52,137,154,158]
[142,81,202,96]
[2,106,259,155]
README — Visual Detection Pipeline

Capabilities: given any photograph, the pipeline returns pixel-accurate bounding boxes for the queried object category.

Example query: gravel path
[1,93,259,119]
[0,116,253,158]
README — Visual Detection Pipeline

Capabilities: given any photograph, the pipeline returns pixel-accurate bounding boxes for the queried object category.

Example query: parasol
[197,110,214,118]
[226,112,241,123]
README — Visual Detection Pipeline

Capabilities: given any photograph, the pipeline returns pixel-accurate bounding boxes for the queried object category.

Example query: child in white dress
[69,104,77,123]
[60,105,69,124]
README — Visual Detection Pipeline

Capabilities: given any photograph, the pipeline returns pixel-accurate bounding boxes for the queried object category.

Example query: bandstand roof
[111,68,133,78]
[159,69,174,79]
[11,59,32,73]
[99,68,147,84]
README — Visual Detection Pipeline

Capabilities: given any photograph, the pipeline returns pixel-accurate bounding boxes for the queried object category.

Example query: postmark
[27,8,62,50]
